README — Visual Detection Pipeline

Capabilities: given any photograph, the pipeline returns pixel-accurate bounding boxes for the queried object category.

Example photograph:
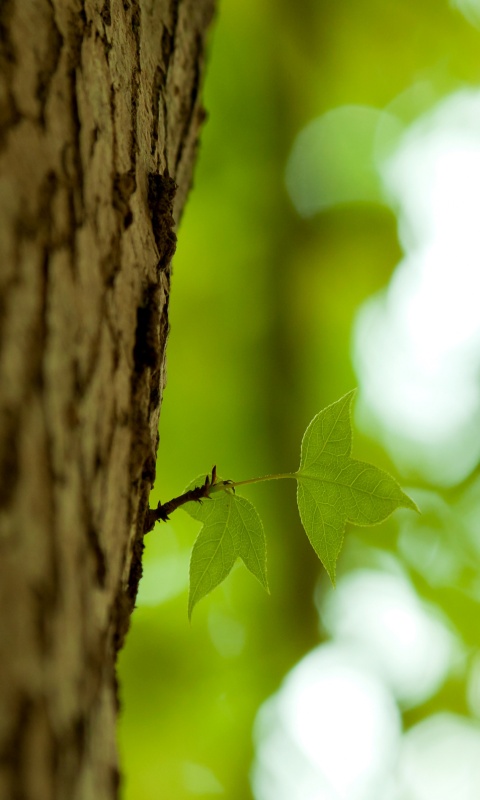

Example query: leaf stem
[230,472,297,488]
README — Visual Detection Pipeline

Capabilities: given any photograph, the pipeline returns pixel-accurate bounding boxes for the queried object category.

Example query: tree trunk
[0,1,214,797]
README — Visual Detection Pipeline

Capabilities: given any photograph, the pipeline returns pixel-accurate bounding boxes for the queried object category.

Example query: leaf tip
[187,580,199,622]
[401,491,420,515]
[326,568,336,588]
[342,387,357,412]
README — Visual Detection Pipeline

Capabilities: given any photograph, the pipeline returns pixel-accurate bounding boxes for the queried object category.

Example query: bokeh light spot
[399,713,480,800]
[321,569,456,706]
[353,90,480,484]
[252,644,401,800]
[285,105,402,216]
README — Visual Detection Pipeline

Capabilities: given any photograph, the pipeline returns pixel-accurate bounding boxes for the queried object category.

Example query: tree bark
[0,1,214,797]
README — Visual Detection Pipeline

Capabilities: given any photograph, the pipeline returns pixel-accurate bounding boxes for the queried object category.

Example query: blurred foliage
[118,2,480,798]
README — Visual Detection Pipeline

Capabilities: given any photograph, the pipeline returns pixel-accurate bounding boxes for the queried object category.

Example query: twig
[144,467,229,533]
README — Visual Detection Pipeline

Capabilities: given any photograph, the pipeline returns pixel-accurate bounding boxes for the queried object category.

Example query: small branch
[144,467,231,533]
[143,468,296,533]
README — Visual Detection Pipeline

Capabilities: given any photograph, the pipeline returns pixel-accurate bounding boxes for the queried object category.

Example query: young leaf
[296,390,418,584]
[183,478,268,618]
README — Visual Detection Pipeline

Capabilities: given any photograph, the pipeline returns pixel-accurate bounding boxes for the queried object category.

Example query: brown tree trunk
[0,1,214,797]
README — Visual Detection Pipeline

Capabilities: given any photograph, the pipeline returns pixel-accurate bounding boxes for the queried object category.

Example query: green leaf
[183,478,268,618]
[296,390,418,584]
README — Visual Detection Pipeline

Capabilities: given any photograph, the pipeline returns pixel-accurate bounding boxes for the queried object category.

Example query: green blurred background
[118,2,480,798]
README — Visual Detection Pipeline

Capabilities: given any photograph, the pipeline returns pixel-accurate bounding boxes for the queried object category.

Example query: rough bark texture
[0,1,214,797]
